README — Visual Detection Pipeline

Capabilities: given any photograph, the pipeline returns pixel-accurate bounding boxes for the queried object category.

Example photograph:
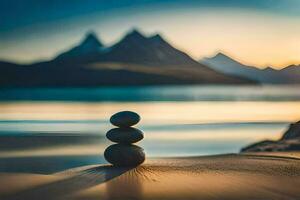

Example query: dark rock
[106,127,144,144]
[281,121,300,140]
[241,138,300,152]
[241,120,300,152]
[241,140,275,152]
[110,111,140,127]
[104,144,145,166]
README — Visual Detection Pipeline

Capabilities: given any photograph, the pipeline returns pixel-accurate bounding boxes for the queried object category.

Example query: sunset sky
[1,0,300,68]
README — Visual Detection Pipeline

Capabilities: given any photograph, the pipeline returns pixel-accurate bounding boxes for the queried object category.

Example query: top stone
[110,111,141,127]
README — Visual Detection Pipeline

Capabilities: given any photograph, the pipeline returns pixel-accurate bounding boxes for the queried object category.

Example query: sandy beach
[0,153,299,200]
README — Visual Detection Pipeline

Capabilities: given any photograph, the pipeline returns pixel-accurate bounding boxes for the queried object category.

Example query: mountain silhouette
[55,29,202,66]
[200,53,300,84]
[101,29,199,65]
[0,30,255,87]
[55,32,105,63]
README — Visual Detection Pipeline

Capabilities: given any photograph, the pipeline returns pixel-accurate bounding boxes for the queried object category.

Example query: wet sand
[1,153,300,200]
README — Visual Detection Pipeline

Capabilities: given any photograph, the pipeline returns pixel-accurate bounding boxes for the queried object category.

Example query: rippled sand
[1,154,300,200]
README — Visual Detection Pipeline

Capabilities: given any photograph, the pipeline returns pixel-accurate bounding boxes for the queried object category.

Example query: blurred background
[0,0,300,174]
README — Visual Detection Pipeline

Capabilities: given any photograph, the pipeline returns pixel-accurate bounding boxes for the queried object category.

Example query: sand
[1,153,300,200]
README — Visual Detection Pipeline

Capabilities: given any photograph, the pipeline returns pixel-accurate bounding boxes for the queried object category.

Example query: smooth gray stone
[104,144,145,167]
[110,111,140,127]
[106,127,144,144]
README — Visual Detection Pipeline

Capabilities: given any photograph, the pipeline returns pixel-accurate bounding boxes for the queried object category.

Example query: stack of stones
[104,111,145,167]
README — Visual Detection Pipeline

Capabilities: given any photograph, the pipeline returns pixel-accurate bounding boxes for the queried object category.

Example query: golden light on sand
[71,155,300,200]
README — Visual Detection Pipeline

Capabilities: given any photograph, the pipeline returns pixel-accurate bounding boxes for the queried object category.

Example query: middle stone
[106,127,144,144]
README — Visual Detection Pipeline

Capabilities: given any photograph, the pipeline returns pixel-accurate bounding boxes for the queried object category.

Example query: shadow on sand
[5,165,134,200]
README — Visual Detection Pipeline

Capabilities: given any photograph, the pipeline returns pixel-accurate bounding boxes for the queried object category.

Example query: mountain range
[201,53,300,84]
[0,29,254,87]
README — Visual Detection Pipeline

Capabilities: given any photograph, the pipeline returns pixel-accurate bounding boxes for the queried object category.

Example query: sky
[0,0,300,68]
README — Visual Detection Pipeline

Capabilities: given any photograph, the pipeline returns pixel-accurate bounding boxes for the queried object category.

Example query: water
[0,85,299,173]
[1,85,300,102]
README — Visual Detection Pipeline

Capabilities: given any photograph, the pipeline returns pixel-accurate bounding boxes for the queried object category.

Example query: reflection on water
[1,101,300,123]
[1,85,300,101]
[0,85,300,173]
[0,134,105,151]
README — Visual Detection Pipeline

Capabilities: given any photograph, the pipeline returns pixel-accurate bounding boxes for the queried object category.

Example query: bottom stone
[104,144,145,167]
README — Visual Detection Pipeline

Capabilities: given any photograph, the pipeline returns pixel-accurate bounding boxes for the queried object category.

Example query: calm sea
[0,85,299,173]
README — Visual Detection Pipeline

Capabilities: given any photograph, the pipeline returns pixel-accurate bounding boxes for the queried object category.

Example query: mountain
[0,30,255,87]
[55,29,205,66]
[279,65,300,84]
[100,30,200,66]
[55,32,105,63]
[200,53,300,84]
